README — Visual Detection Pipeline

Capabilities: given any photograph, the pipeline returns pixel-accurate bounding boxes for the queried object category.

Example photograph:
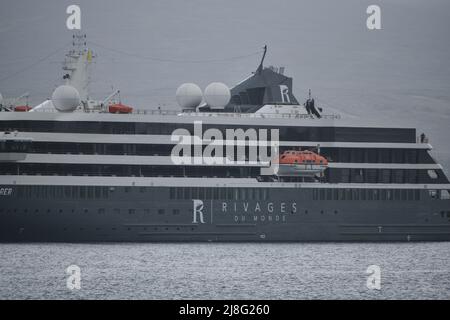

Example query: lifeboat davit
[276,150,328,177]
[109,103,133,114]
[14,105,32,112]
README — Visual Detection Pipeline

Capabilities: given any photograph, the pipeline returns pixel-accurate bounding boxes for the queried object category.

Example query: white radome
[176,83,203,110]
[51,85,81,112]
[204,82,231,109]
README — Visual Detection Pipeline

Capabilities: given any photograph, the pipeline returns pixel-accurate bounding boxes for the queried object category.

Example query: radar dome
[51,85,80,112]
[176,83,203,110]
[204,82,230,109]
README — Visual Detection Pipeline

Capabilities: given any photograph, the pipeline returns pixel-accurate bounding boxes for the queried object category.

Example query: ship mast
[256,45,267,74]
[62,33,94,102]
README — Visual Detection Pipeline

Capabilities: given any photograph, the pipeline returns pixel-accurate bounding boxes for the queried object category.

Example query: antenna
[308,89,312,100]
[256,45,267,74]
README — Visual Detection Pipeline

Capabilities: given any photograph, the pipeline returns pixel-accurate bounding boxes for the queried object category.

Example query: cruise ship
[1,36,449,242]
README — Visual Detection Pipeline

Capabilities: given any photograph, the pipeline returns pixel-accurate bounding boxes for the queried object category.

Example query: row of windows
[322,148,433,164]
[16,185,111,199]
[312,188,424,201]
[15,142,433,165]
[0,207,176,215]
[169,187,270,201]
[1,163,447,184]
[0,163,259,178]
[0,121,416,143]
[327,169,447,184]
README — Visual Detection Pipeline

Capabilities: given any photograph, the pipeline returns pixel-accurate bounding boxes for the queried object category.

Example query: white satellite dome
[51,85,80,112]
[204,82,230,109]
[176,83,203,110]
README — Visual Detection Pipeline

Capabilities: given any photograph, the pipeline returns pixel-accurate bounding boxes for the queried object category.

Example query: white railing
[24,108,342,120]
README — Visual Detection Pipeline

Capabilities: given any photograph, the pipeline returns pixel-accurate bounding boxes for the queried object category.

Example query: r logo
[280,85,290,103]
[192,199,205,224]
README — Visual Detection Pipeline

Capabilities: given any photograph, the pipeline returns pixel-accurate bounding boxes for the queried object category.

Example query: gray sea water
[0,243,449,300]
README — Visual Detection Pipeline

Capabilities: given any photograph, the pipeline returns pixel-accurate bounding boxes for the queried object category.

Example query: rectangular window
[394,189,401,200]
[128,209,135,215]
[177,188,183,200]
[173,209,180,215]
[386,189,392,200]
[98,208,105,214]
[415,189,421,201]
[319,189,326,200]
[102,187,108,199]
[158,209,165,215]
[227,188,233,200]
[95,187,101,199]
[64,186,71,198]
[326,189,332,201]
[87,187,94,199]
[240,188,246,200]
[345,189,352,200]
[192,187,198,199]
[373,189,379,200]
[361,189,367,201]
[313,189,318,201]
[220,188,227,199]
[169,188,175,200]
[339,189,345,200]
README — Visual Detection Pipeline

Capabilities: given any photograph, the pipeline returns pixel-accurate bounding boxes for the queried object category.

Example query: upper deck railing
[25,108,342,120]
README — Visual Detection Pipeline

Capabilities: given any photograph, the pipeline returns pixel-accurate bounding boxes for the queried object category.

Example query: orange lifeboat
[109,103,133,114]
[14,105,32,112]
[276,150,328,177]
